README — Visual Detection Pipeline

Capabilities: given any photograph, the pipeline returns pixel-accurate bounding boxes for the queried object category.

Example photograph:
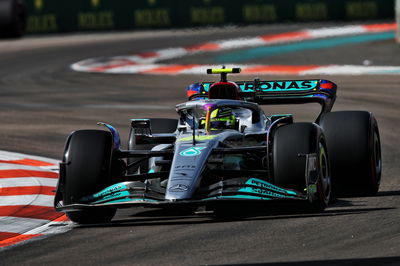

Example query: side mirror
[178,124,187,132]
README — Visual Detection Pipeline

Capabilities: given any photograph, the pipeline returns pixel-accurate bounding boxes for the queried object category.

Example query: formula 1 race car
[54,67,382,224]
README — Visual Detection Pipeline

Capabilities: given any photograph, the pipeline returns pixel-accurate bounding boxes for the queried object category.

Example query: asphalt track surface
[1,22,400,265]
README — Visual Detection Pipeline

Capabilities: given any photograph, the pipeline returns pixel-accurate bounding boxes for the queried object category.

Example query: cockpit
[177,100,266,133]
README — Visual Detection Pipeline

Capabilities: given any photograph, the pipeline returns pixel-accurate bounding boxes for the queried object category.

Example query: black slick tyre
[0,0,27,38]
[273,123,331,212]
[63,130,116,224]
[319,111,382,196]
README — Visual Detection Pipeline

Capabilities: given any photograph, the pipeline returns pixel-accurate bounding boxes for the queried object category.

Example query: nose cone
[165,143,214,200]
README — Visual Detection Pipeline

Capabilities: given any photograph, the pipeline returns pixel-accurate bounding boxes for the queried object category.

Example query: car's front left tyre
[62,130,116,224]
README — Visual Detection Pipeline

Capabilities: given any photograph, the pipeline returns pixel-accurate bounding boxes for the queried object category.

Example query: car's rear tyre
[63,130,116,224]
[0,0,27,38]
[127,118,178,174]
[319,111,382,196]
[273,123,331,212]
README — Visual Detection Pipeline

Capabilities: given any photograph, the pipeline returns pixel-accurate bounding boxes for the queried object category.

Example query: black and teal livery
[55,67,381,224]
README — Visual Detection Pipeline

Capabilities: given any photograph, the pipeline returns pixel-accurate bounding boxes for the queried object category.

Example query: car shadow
[376,190,400,197]
[72,204,395,229]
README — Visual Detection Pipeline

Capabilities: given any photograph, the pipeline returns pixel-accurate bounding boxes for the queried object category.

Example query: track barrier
[23,0,395,34]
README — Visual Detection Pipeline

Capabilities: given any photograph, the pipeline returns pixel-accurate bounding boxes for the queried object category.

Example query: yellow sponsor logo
[78,12,114,29]
[296,3,328,21]
[27,15,57,32]
[243,4,277,22]
[346,1,377,19]
[191,7,225,24]
[134,9,171,27]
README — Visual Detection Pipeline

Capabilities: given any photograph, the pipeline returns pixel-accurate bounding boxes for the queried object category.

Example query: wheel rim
[319,142,331,203]
[373,129,382,185]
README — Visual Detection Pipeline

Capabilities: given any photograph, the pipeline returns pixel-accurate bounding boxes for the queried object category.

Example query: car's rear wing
[186,68,337,117]
[189,79,337,114]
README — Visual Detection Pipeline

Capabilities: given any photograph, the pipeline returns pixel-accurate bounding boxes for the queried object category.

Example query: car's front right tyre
[273,123,331,212]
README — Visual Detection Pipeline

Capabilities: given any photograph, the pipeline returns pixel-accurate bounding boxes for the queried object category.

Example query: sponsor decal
[247,178,297,195]
[175,165,196,170]
[238,80,318,92]
[93,191,130,203]
[168,184,189,192]
[80,183,127,203]
[179,147,206,156]
[308,154,318,171]
[93,183,126,197]
[239,187,288,198]
[259,80,318,91]
[175,172,189,176]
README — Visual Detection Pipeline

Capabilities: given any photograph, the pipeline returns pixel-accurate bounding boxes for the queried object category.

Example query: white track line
[0,216,55,233]
[70,23,398,75]
[0,195,55,207]
[0,177,58,188]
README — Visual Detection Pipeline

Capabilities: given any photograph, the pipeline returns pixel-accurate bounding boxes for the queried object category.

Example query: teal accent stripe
[244,178,299,197]
[79,182,128,203]
[96,198,159,204]
[102,198,135,204]
[92,191,131,203]
[216,32,395,63]
[368,69,400,74]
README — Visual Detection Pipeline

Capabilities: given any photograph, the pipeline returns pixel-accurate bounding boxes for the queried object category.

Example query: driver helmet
[209,107,238,130]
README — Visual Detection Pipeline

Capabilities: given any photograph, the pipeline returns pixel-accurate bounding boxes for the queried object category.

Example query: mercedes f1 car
[54,67,382,224]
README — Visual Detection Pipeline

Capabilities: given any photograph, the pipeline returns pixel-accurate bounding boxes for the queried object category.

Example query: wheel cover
[372,129,382,187]
[319,142,331,204]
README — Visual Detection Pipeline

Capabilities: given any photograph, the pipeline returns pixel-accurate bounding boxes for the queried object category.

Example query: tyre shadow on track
[333,190,400,198]
[72,204,395,229]
[376,190,400,197]
[215,256,400,266]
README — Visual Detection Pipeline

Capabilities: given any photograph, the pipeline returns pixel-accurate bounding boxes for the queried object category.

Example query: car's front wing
[55,177,309,212]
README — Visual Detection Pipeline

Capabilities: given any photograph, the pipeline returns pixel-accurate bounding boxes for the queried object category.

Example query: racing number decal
[179,147,206,156]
